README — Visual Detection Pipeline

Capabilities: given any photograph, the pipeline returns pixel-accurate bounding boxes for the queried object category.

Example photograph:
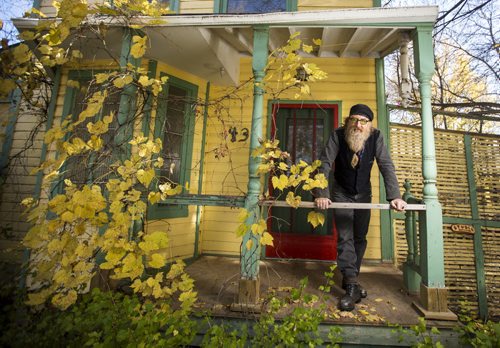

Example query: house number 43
[228,127,249,142]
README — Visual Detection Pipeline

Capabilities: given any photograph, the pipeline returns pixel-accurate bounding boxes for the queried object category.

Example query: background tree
[383,0,499,134]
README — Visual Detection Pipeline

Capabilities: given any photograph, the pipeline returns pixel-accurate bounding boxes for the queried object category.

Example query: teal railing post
[238,26,269,305]
[402,179,421,294]
[413,25,450,315]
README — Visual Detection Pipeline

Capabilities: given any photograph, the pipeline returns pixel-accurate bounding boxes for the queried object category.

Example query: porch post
[238,26,269,305]
[413,25,451,316]
[115,27,141,157]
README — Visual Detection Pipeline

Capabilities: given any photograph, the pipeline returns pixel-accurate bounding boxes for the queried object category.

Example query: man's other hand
[390,198,407,212]
[315,198,332,210]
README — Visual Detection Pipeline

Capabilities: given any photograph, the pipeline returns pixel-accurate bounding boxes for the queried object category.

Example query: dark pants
[332,188,372,282]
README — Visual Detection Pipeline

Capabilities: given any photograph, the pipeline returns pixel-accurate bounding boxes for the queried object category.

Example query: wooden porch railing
[401,179,425,296]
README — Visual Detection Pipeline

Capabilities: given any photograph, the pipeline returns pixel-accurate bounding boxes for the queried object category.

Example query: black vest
[334,128,379,195]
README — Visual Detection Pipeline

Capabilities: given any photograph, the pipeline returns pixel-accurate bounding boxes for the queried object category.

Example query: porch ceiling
[13,6,438,86]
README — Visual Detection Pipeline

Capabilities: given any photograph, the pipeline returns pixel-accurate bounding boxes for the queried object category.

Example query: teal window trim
[0,89,21,182]
[147,74,198,220]
[32,0,41,10]
[214,0,297,13]
[169,0,180,13]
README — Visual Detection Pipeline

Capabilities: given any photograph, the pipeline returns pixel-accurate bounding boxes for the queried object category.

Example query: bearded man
[314,104,406,311]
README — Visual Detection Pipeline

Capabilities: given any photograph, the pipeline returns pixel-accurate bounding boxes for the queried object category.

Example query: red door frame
[265,103,339,261]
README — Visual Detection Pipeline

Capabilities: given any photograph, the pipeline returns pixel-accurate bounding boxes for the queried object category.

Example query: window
[161,0,179,13]
[148,75,198,219]
[215,0,297,13]
[60,71,120,190]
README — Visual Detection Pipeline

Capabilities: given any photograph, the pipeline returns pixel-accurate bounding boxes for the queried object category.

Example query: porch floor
[186,255,454,328]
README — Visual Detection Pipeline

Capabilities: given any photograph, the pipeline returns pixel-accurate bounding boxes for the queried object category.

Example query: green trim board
[0,89,21,182]
[147,74,198,220]
[168,0,180,13]
[34,66,63,199]
[190,316,461,347]
[194,81,211,257]
[394,215,500,229]
[32,0,41,11]
[141,59,158,138]
[375,58,394,262]
[214,0,297,13]
[464,134,488,320]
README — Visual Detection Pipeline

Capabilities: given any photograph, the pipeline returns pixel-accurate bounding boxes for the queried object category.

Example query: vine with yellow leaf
[0,0,330,314]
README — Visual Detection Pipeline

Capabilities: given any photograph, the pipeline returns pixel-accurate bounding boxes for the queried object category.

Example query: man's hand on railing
[314,197,332,210]
[390,198,407,212]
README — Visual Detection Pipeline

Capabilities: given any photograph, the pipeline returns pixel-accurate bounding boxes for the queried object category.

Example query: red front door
[266,103,339,260]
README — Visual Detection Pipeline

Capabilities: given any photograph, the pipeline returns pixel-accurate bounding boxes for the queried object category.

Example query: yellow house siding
[201,207,242,255]
[298,0,373,11]
[0,97,45,263]
[200,56,383,260]
[180,0,214,13]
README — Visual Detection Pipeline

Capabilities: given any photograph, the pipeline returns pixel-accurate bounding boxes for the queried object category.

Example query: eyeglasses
[348,117,370,125]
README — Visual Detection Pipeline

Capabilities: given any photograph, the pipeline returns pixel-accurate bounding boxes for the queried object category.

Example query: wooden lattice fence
[390,124,500,320]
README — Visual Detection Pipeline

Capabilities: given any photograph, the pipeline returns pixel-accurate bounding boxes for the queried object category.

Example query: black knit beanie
[349,104,373,121]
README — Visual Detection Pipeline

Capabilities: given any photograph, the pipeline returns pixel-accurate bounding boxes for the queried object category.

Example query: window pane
[286,117,324,164]
[227,0,286,13]
[65,79,120,186]
[159,84,190,184]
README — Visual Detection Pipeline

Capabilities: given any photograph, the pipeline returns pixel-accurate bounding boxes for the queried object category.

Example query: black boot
[339,283,362,311]
[342,280,367,298]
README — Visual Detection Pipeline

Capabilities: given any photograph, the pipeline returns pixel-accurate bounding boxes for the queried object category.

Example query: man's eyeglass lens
[349,117,369,125]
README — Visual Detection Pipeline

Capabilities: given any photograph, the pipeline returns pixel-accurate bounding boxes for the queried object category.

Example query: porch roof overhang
[13,6,438,86]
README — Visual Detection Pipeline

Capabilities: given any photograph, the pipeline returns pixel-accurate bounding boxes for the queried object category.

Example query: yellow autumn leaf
[144,231,169,249]
[12,44,31,64]
[307,211,325,228]
[149,253,166,268]
[245,239,253,250]
[358,309,369,316]
[138,75,153,87]
[87,120,109,135]
[60,211,74,222]
[286,192,301,208]
[137,168,155,186]
[302,44,313,53]
[26,288,53,306]
[95,72,111,83]
[71,49,83,58]
[113,74,133,88]
[313,38,322,46]
[102,113,114,124]
[271,174,288,191]
[0,79,17,97]
[66,79,80,89]
[238,209,250,223]
[130,35,147,59]
[260,232,274,246]
[278,162,288,171]
[148,191,161,204]
[236,223,248,237]
[251,219,266,235]
[51,290,78,310]
[19,31,36,40]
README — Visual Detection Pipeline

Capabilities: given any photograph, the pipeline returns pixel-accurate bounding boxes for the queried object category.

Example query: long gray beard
[346,126,371,153]
[345,126,372,167]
